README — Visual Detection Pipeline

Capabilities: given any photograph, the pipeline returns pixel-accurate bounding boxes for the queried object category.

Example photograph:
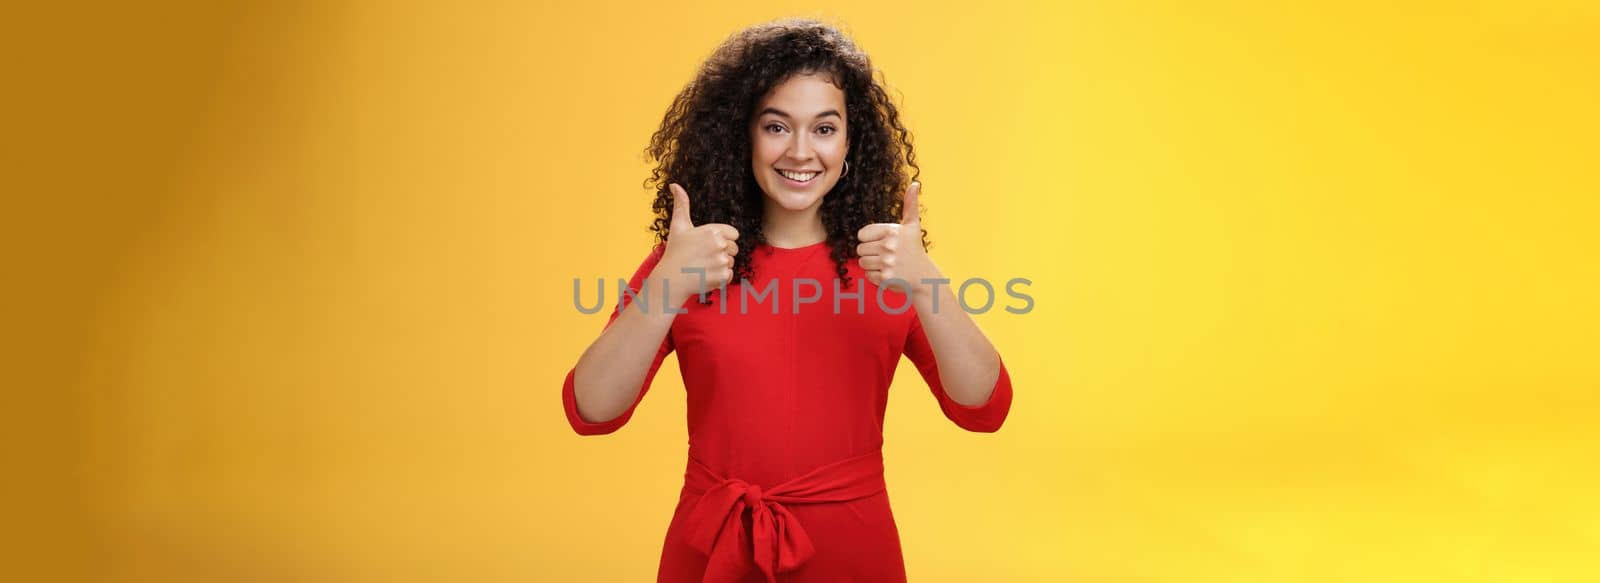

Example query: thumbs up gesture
[856,181,938,294]
[657,183,740,303]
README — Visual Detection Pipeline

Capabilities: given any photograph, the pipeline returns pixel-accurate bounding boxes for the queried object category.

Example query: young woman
[561,19,1014,583]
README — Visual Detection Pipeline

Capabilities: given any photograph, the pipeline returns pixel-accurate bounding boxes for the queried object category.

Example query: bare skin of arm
[857,182,1001,406]
[570,184,738,423]
[906,271,1003,406]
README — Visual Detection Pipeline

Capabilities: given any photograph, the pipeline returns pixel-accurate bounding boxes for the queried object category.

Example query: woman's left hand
[856,181,940,295]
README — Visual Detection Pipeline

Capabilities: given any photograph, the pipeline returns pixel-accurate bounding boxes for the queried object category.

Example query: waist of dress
[680,450,886,583]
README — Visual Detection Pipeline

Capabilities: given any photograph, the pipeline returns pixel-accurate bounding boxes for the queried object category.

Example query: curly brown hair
[645,18,926,285]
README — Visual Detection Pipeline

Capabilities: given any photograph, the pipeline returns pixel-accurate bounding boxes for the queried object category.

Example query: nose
[786,131,815,162]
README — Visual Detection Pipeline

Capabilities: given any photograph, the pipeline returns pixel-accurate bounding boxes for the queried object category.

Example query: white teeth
[779,169,819,182]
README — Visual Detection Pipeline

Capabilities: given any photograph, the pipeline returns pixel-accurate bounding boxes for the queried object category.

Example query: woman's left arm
[857,182,1003,406]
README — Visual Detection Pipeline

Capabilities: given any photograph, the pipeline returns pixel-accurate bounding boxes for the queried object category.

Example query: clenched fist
[656,183,740,303]
[856,181,939,294]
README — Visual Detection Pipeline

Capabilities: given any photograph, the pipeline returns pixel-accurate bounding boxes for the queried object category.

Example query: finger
[704,223,739,241]
[722,239,738,256]
[669,184,695,233]
[900,181,921,225]
[860,255,887,270]
[856,240,889,257]
[865,270,884,286]
[857,223,896,243]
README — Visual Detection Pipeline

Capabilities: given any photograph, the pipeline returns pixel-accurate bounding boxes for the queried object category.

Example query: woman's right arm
[568,256,695,426]
[564,184,738,433]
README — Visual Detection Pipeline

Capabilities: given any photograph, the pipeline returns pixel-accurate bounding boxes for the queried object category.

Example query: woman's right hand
[655,183,739,304]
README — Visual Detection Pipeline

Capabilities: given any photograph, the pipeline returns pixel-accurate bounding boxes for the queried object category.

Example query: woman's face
[749,73,848,212]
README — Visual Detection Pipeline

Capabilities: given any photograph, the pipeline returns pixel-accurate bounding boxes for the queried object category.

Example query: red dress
[562,241,1014,583]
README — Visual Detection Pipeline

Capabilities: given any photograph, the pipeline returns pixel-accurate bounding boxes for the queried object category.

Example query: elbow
[570,421,621,437]
[944,365,1013,433]
[949,410,1009,433]
[966,415,1008,433]
[563,368,626,436]
[941,393,1011,433]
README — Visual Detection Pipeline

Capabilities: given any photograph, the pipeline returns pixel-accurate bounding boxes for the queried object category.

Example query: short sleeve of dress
[902,311,1013,433]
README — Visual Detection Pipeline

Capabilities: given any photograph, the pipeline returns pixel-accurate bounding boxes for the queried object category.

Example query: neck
[762,200,828,248]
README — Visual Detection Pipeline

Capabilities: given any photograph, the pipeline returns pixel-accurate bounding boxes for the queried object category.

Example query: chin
[765,188,827,211]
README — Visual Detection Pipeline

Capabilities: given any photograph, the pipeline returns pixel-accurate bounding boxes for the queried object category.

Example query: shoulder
[623,242,670,280]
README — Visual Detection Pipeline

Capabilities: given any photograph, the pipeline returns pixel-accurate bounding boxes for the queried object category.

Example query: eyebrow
[758,107,842,121]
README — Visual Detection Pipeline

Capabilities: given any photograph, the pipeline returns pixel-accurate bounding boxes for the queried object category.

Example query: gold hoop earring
[841,160,849,178]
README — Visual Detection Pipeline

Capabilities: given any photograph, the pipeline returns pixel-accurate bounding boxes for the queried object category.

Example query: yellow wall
[14,1,1598,581]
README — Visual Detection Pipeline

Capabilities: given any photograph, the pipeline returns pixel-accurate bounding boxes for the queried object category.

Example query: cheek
[748,134,767,164]
[824,143,848,167]
[751,142,781,167]
[820,133,847,160]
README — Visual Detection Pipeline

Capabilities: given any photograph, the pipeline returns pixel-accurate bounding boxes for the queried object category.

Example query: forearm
[571,271,693,423]
[855,182,1005,410]
[910,270,1003,406]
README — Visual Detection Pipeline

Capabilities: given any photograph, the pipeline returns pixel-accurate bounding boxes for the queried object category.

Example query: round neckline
[759,240,829,253]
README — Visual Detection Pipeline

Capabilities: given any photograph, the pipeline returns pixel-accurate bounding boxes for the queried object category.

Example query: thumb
[669,183,694,232]
[900,181,921,225]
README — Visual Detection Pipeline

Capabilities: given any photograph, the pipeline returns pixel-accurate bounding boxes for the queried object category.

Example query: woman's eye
[766,124,787,134]
[816,126,836,135]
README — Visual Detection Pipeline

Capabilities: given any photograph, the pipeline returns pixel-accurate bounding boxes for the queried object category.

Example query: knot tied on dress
[742,484,764,509]
[681,451,888,583]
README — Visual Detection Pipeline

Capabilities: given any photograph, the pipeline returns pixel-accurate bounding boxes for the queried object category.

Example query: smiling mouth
[777,169,821,184]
